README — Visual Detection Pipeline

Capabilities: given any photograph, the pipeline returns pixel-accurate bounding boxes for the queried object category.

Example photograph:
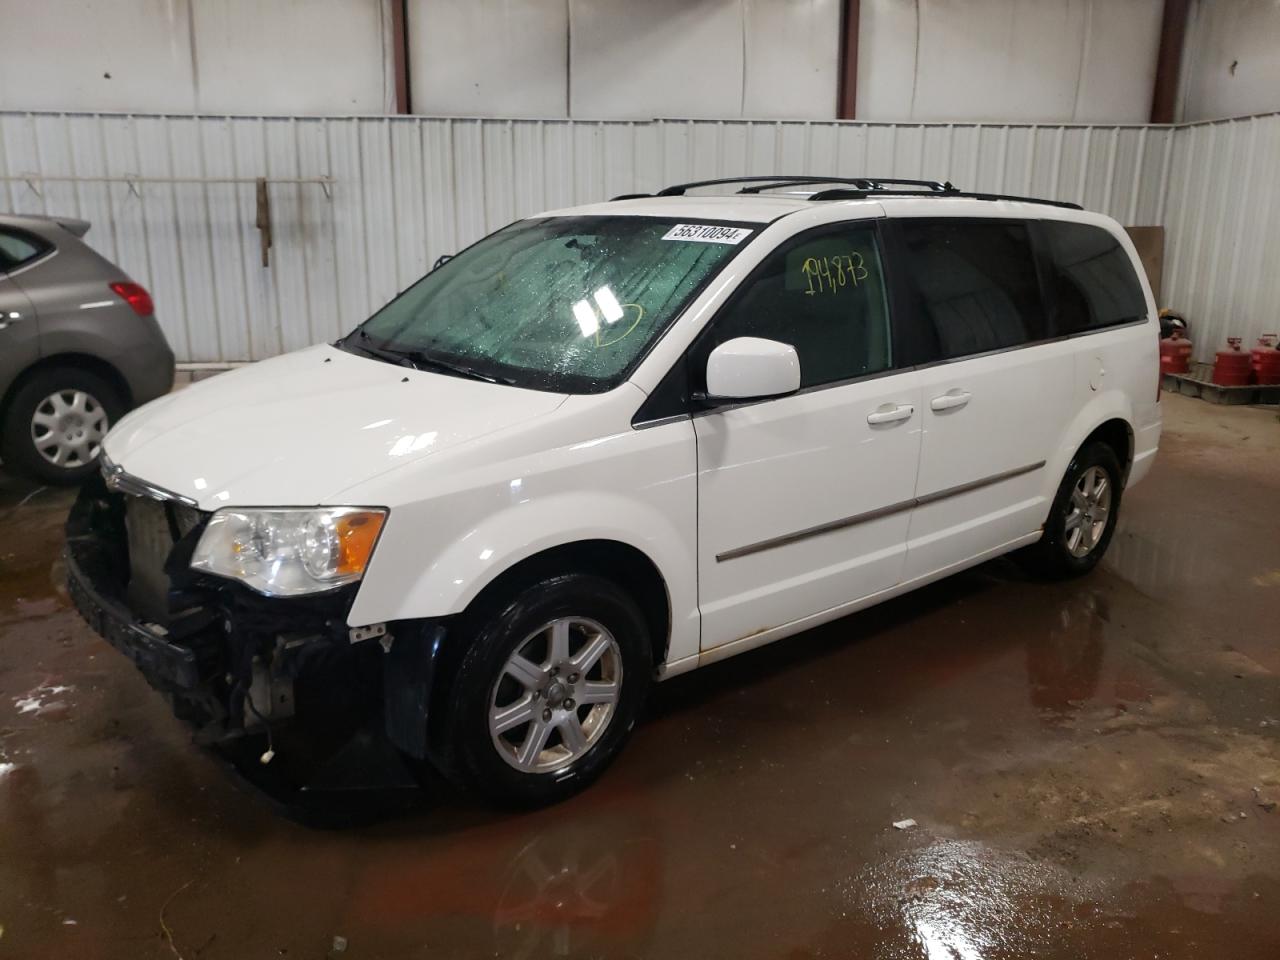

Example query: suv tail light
[110,281,154,317]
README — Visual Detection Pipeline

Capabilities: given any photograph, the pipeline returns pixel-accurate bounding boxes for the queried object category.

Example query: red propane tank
[1251,334,1280,385]
[1213,337,1253,386]
[1160,329,1193,374]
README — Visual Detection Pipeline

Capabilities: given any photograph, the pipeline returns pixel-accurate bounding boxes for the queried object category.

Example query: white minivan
[67,177,1161,805]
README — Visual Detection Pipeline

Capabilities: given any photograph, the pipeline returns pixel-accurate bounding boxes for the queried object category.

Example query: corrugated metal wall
[0,112,1191,363]
[1162,113,1280,360]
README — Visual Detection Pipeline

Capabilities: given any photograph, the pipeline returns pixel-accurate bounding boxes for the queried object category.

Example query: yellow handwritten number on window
[802,253,868,296]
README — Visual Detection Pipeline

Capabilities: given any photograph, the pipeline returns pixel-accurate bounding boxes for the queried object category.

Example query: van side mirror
[703,337,801,402]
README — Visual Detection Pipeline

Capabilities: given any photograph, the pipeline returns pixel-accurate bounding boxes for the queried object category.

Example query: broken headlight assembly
[191,507,387,597]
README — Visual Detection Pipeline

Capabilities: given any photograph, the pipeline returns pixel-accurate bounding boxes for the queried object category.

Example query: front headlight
[191,507,387,597]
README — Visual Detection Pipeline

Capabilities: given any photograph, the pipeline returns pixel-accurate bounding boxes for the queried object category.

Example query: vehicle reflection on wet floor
[0,393,1277,959]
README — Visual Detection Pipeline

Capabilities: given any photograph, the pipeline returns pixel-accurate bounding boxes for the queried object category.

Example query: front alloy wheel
[489,617,623,773]
[443,573,651,806]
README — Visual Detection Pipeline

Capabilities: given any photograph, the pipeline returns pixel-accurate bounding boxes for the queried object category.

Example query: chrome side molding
[716,460,1046,562]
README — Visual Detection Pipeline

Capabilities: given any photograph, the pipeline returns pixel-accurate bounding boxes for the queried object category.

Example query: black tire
[1,367,124,485]
[439,573,652,807]
[1021,441,1124,579]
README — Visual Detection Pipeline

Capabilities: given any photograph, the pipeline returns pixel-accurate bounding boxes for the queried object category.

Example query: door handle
[930,390,972,412]
[867,403,914,425]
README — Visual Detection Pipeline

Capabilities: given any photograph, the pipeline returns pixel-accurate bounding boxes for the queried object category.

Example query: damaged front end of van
[64,457,445,781]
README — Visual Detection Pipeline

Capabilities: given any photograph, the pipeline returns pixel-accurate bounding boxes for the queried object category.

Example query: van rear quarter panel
[1050,246,1161,506]
[999,208,1161,511]
[1061,217,1163,493]
[1056,318,1160,487]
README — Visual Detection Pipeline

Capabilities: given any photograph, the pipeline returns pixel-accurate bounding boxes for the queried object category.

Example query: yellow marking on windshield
[596,303,644,348]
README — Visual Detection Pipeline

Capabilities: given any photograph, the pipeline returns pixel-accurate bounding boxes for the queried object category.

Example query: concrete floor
[1,393,1278,959]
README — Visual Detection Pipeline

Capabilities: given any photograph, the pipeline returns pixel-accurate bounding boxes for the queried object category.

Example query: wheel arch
[0,352,132,423]
[392,537,674,767]
[459,539,673,668]
[1034,392,1136,536]
[1079,417,1134,481]
[1053,390,1134,488]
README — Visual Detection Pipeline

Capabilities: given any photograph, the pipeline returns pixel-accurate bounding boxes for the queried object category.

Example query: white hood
[103,344,567,509]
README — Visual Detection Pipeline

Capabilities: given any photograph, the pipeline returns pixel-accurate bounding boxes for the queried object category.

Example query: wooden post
[837,0,861,120]
[255,178,272,268]
[1151,0,1190,124]
[390,0,412,114]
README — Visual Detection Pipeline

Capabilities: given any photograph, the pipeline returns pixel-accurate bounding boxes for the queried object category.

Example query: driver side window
[706,222,892,389]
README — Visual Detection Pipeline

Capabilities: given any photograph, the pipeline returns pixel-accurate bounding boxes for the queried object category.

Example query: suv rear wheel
[1,367,124,484]
[441,573,652,807]
[1022,441,1123,578]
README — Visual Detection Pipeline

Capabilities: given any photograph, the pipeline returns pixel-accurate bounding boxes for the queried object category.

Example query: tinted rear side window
[898,218,1047,360]
[0,229,50,271]
[1042,221,1147,334]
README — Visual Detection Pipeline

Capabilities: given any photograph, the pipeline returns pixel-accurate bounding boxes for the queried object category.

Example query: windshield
[345,215,755,392]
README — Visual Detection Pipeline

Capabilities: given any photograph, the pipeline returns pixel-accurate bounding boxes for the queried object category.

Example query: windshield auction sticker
[662,224,754,244]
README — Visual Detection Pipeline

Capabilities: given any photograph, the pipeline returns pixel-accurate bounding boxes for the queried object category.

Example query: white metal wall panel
[570,0,746,119]
[741,0,841,119]
[1,112,1179,364]
[409,0,570,118]
[190,0,393,116]
[1179,2,1280,122]
[0,0,197,114]
[857,0,1165,124]
[0,0,393,116]
[409,0,841,121]
[1163,113,1280,361]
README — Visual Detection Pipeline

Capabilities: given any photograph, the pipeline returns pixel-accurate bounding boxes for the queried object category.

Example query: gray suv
[1,214,174,483]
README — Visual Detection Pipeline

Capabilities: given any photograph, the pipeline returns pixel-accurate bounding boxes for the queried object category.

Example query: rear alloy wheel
[1,368,124,484]
[443,573,651,807]
[1063,466,1113,559]
[1021,441,1123,579]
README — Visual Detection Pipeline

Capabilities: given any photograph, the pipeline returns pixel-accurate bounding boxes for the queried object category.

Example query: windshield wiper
[400,351,517,386]
[343,330,515,385]
[344,329,414,368]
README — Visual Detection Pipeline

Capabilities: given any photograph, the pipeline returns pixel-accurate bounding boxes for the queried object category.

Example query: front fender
[346,416,700,665]
[385,492,685,612]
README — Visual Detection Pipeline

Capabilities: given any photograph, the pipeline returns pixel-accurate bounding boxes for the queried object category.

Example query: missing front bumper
[66,548,203,692]
[65,479,367,735]
[64,478,447,766]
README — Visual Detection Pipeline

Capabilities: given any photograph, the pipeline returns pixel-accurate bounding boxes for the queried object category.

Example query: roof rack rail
[608,176,1082,211]
[651,175,954,197]
[806,186,1082,210]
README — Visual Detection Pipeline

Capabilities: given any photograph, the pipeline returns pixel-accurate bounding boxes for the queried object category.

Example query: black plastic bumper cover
[382,622,446,760]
